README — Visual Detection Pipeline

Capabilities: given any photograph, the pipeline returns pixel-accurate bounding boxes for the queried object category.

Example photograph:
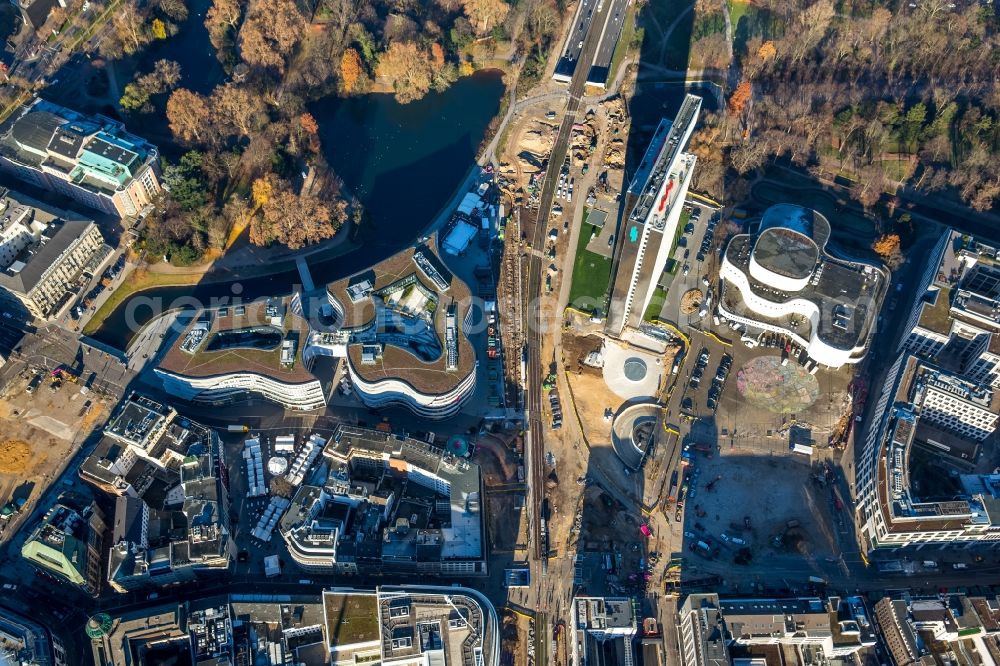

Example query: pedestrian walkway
[296,256,315,292]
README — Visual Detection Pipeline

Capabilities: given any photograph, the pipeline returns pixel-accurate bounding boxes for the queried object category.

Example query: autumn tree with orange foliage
[340,47,364,93]
[729,80,752,116]
[430,42,445,68]
[299,113,319,135]
[298,113,320,153]
[872,233,903,269]
[872,233,900,257]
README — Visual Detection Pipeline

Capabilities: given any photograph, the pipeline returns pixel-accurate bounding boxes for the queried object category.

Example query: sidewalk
[144,218,361,283]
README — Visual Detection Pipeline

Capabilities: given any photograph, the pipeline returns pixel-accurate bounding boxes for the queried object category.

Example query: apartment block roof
[323,240,476,395]
[0,98,157,194]
[0,188,99,295]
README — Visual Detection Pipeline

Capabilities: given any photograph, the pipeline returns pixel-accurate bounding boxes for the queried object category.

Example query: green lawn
[644,286,667,321]
[727,0,751,32]
[568,224,613,313]
[674,209,690,251]
[82,269,202,336]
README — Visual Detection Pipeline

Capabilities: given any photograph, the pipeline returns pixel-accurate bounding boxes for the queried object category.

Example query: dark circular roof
[623,357,648,382]
[753,227,819,279]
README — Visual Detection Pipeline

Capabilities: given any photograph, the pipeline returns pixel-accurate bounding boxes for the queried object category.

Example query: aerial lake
[309,69,505,254]
[90,71,506,350]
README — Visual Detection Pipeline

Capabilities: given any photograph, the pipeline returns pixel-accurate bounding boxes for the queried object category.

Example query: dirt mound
[0,440,31,473]
[604,138,625,168]
[680,289,704,315]
[563,332,605,375]
[520,128,553,155]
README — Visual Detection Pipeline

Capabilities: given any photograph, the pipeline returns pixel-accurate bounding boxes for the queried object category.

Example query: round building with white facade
[719,204,889,368]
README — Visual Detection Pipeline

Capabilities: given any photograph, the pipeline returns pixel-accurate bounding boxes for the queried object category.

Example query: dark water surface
[91,71,505,349]
[138,0,223,95]
[309,69,505,249]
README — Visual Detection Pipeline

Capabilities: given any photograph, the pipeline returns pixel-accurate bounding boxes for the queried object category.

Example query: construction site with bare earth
[0,367,107,540]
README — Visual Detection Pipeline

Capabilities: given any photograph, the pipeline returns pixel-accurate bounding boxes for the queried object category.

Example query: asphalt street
[587,0,630,84]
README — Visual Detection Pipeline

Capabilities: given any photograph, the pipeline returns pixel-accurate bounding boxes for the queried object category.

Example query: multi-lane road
[553,0,630,85]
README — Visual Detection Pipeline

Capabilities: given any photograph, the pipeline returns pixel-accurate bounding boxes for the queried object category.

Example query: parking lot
[677,448,847,588]
[656,203,722,326]
[679,345,732,417]
[666,316,858,589]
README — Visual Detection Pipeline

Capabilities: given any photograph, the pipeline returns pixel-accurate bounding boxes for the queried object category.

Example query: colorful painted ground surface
[735,355,820,413]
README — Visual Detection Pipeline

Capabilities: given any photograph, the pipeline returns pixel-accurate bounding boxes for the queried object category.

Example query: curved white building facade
[314,242,480,420]
[719,204,888,369]
[347,360,477,419]
[306,333,477,419]
[155,368,326,411]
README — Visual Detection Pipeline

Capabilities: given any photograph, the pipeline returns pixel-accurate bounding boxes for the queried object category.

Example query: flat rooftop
[575,597,636,630]
[917,230,1000,337]
[328,425,481,500]
[378,590,485,664]
[325,241,476,395]
[723,207,887,352]
[324,591,380,649]
[158,297,314,382]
